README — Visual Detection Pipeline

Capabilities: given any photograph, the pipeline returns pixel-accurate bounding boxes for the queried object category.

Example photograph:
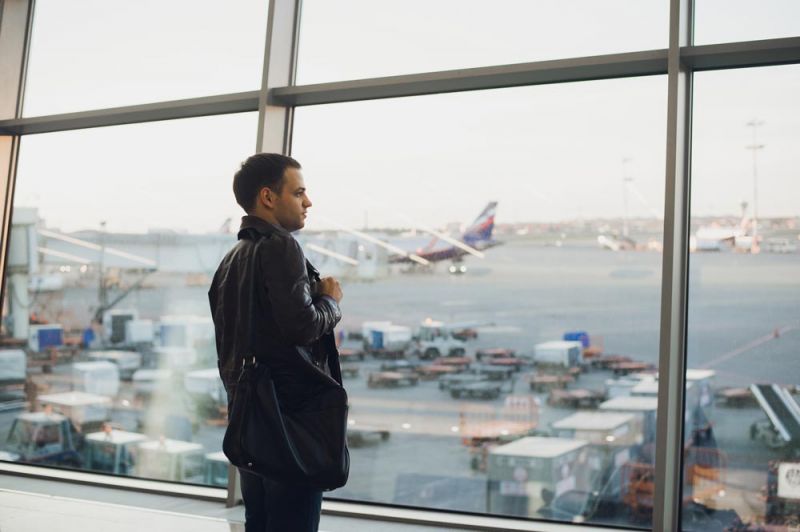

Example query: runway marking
[700,323,799,369]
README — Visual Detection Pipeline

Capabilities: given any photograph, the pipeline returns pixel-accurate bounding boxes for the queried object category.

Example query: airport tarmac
[2,240,798,526]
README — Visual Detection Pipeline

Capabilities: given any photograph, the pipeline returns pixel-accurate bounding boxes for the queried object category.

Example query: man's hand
[319,276,343,303]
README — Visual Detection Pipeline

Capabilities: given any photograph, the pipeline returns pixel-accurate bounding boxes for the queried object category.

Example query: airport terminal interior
[1,1,799,530]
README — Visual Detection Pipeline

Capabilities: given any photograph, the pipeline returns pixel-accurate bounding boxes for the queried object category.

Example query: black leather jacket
[208,216,343,407]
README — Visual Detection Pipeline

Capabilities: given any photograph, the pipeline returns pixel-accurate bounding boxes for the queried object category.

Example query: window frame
[1,0,799,530]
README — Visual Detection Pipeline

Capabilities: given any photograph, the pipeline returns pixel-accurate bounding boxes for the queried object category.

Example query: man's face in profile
[272,167,312,232]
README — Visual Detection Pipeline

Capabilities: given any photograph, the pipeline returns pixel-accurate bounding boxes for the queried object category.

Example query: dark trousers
[239,469,323,532]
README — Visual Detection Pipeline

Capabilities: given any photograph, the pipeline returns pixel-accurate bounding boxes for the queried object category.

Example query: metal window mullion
[0,0,35,313]
[255,0,301,154]
[654,0,693,530]
[226,0,302,507]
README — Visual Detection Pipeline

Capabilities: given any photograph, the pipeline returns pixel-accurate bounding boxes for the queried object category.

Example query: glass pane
[23,0,267,116]
[292,76,666,526]
[296,0,667,84]
[685,65,800,530]
[0,113,256,487]
[694,0,800,45]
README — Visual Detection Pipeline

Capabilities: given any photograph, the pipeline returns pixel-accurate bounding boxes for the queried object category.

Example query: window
[292,75,666,526]
[23,0,267,116]
[684,64,800,530]
[296,0,667,84]
[1,113,256,485]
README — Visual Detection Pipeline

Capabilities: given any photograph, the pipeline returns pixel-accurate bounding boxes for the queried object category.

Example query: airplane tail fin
[462,202,497,246]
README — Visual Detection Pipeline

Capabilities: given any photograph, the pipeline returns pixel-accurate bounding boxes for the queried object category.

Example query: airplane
[389,201,502,273]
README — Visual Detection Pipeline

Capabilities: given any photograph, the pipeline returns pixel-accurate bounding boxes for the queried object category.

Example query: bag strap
[244,237,263,368]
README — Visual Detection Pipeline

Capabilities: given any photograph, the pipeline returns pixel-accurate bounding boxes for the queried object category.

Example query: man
[208,153,343,532]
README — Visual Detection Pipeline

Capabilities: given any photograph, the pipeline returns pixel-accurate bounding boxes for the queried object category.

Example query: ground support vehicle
[414,364,458,381]
[3,411,82,466]
[416,320,468,359]
[83,428,148,475]
[450,381,506,400]
[715,387,755,408]
[476,348,516,362]
[362,322,413,358]
[474,364,515,381]
[460,419,539,472]
[134,438,205,483]
[379,360,420,373]
[38,391,111,433]
[347,424,391,447]
[439,372,489,391]
[488,436,590,518]
[591,355,632,370]
[609,361,654,376]
[339,348,365,362]
[766,460,800,526]
[367,371,419,389]
[433,356,473,371]
[548,388,606,409]
[340,363,360,378]
[533,341,583,368]
[204,451,230,487]
[750,383,800,455]
[487,357,525,372]
[528,373,574,392]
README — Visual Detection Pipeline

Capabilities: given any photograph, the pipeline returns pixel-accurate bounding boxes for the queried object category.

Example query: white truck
[361,321,413,358]
[416,320,467,359]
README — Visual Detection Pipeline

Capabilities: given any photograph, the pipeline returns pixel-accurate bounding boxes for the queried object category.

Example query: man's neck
[250,210,283,230]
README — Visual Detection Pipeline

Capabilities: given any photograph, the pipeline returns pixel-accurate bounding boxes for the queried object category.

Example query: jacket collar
[237,215,290,240]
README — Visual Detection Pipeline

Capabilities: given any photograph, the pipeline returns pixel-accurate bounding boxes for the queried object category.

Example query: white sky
[11,0,800,233]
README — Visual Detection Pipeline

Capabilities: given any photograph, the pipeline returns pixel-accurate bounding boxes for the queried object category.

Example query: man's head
[233,153,311,232]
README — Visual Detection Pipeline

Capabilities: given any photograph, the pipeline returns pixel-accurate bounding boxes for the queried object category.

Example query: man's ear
[259,186,276,209]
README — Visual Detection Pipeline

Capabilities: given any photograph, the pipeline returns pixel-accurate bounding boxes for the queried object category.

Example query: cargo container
[134,438,205,483]
[28,324,63,352]
[88,350,142,380]
[84,429,148,475]
[533,341,583,368]
[72,361,120,397]
[362,322,412,357]
[599,396,658,444]
[488,436,590,518]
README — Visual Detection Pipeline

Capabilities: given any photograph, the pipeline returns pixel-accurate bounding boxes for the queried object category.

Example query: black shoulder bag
[223,238,350,490]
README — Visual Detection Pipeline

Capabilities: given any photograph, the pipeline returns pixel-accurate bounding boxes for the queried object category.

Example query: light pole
[745,119,764,253]
[622,157,633,239]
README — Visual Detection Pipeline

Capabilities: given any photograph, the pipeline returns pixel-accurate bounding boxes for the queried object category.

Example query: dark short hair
[232,153,301,212]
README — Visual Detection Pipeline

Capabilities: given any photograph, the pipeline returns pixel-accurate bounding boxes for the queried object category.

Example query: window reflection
[685,65,800,530]
[0,113,256,486]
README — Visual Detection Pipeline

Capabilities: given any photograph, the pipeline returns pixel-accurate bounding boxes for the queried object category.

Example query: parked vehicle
[134,438,205,483]
[367,371,419,388]
[533,341,583,368]
[83,428,148,475]
[38,391,111,432]
[362,322,413,358]
[417,320,467,359]
[3,411,82,466]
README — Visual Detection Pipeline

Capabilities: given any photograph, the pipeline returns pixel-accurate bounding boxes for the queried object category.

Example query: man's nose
[305,197,313,208]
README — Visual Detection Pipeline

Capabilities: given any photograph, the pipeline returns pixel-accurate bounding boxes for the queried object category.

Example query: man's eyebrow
[294,187,306,193]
